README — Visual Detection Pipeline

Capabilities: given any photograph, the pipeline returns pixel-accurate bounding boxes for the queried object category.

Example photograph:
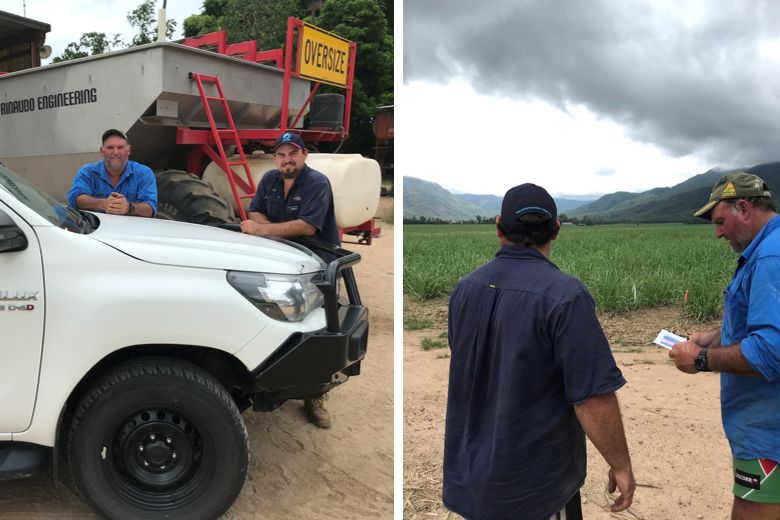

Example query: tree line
[404,215,496,225]
[404,214,598,225]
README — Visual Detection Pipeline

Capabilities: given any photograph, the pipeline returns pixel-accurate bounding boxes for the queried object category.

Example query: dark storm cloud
[404,0,780,166]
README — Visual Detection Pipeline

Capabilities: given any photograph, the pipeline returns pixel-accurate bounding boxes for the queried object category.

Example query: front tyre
[67,358,249,520]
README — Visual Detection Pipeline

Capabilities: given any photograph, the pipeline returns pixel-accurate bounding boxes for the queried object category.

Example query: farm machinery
[0,15,382,243]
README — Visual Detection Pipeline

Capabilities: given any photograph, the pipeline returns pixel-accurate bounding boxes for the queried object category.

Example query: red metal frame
[182,32,226,54]
[190,73,256,220]
[225,40,256,61]
[180,20,374,240]
[341,220,381,245]
[183,31,283,67]
[180,19,356,152]
[255,49,283,67]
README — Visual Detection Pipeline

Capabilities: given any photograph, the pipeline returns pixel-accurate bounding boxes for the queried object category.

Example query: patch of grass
[421,337,447,351]
[404,316,433,330]
[403,447,446,519]
[438,330,448,339]
[437,353,450,359]
[404,296,449,329]
[633,359,656,365]
[404,223,733,321]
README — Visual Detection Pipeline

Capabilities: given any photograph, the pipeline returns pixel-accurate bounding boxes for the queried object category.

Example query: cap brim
[103,131,127,141]
[273,142,303,151]
[693,199,719,220]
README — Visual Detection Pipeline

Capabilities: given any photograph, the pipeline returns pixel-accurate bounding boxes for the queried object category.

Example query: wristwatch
[127,202,135,216]
[694,348,711,372]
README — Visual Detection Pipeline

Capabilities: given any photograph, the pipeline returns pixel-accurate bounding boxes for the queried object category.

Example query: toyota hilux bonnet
[89,213,325,274]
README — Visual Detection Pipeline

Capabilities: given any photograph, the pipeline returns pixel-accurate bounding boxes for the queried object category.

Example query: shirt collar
[495,243,559,270]
[739,214,780,264]
[99,161,132,183]
[292,164,311,187]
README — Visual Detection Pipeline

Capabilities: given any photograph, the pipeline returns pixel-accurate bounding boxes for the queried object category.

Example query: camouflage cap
[693,172,772,220]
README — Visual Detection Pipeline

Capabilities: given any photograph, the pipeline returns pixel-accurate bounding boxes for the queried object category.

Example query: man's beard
[280,164,300,179]
[106,158,126,171]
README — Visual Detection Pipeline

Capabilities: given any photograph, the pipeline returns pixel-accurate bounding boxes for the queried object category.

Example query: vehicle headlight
[227,271,324,322]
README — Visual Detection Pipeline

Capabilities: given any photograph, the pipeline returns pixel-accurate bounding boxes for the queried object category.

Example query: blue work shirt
[444,245,625,520]
[66,160,158,216]
[248,164,340,246]
[721,214,780,461]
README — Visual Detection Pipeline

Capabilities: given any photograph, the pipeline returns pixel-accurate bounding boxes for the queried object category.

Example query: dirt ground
[404,299,735,520]
[0,202,394,520]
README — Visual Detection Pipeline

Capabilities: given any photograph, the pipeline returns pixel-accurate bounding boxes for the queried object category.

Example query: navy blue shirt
[248,164,340,246]
[444,245,625,520]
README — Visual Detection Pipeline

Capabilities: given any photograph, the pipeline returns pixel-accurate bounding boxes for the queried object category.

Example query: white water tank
[202,153,381,228]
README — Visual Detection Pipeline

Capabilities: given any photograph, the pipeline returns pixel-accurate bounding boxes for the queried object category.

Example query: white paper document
[653,329,687,350]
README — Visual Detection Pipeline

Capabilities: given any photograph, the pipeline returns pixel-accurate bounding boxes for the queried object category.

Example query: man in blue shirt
[67,129,157,217]
[241,132,339,429]
[444,183,635,520]
[672,172,780,519]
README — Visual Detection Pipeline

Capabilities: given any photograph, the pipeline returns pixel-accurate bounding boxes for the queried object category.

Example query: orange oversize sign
[298,23,351,87]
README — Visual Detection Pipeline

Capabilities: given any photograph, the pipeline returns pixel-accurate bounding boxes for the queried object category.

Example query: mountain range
[567,162,780,223]
[404,162,780,223]
[403,177,593,222]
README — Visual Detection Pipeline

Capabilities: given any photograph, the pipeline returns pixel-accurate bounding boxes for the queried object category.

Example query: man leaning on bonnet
[67,128,157,217]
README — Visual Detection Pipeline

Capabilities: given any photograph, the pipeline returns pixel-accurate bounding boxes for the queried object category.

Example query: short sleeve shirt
[66,160,158,216]
[720,215,780,461]
[443,245,626,520]
[248,164,340,246]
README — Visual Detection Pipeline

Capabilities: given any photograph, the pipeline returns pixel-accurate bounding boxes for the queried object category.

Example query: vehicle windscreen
[0,163,88,233]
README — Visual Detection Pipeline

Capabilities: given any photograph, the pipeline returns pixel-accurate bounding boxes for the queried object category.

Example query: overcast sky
[401,0,780,198]
[4,0,204,63]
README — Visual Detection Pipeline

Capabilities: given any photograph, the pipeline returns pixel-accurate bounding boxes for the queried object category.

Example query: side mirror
[0,211,27,252]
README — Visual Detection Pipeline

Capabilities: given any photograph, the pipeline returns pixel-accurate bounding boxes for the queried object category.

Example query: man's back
[444,245,625,519]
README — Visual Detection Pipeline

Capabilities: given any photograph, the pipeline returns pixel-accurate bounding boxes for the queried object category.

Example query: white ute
[0,163,368,519]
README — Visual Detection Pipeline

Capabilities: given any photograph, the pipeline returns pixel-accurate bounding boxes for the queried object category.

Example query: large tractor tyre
[66,358,249,520]
[156,170,236,226]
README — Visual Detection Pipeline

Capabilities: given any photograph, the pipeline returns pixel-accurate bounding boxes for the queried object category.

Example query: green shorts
[733,458,780,503]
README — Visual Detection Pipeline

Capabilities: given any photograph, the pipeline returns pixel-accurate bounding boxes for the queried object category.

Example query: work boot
[304,396,332,429]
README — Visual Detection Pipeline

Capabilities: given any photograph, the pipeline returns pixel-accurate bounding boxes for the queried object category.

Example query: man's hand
[105,192,130,215]
[573,393,634,512]
[240,217,315,239]
[690,329,721,349]
[240,219,266,236]
[608,466,635,512]
[669,341,700,373]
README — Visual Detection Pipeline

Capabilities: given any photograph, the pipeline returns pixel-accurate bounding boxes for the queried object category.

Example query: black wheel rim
[107,407,212,510]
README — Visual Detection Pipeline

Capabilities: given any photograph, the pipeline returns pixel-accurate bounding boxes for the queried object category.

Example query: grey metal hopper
[0,41,311,201]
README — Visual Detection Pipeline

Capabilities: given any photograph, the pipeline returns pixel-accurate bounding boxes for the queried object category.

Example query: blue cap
[273,132,305,151]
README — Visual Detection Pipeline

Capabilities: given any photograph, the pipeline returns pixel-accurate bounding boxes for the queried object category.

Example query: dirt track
[0,214,393,519]
[404,301,733,520]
